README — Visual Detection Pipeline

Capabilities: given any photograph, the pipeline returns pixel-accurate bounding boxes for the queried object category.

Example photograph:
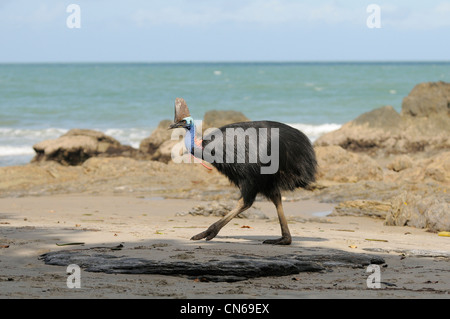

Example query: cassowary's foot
[190,224,219,241]
[263,236,292,245]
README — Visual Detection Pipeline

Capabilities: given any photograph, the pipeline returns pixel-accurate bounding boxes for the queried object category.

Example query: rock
[2,153,232,199]
[139,119,186,163]
[383,151,450,185]
[0,162,82,194]
[315,106,401,155]
[139,120,173,156]
[332,200,391,219]
[40,249,384,282]
[152,139,182,164]
[363,247,450,258]
[81,156,167,177]
[315,145,383,183]
[353,104,402,128]
[40,250,323,282]
[315,82,450,156]
[401,81,450,117]
[179,201,268,219]
[424,151,450,183]
[32,129,139,166]
[386,155,413,172]
[202,110,250,132]
[385,192,450,232]
[426,202,450,232]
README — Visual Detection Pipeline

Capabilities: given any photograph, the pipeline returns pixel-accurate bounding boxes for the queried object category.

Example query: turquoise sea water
[0,62,449,166]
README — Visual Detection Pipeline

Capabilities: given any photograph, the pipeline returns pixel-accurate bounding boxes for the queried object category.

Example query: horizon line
[1,60,450,65]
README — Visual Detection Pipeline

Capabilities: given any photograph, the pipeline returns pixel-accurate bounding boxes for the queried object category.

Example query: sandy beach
[0,193,448,299]
[1,81,449,299]
[2,0,450,304]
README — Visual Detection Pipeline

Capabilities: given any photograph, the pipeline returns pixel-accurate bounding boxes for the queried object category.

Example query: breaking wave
[286,123,341,142]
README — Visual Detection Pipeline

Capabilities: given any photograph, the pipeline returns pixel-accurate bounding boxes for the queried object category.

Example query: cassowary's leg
[191,198,251,241]
[263,192,292,245]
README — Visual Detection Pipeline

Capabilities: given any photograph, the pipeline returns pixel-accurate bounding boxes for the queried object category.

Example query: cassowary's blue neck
[184,121,197,155]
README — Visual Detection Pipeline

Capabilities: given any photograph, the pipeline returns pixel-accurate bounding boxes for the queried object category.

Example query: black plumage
[169,98,317,245]
[203,121,316,207]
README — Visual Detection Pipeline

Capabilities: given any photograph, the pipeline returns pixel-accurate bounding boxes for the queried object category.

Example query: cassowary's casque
[169,98,317,245]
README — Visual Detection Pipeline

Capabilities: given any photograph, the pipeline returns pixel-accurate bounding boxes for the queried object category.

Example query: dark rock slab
[40,249,385,282]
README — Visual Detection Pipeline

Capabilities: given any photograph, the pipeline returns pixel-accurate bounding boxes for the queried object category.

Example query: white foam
[0,127,151,150]
[0,146,35,157]
[103,128,150,148]
[286,123,341,142]
[0,127,68,140]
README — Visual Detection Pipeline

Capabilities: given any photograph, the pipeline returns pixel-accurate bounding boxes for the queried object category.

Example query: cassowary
[169,98,317,245]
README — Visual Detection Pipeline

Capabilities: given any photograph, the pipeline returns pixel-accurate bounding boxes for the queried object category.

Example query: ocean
[1,62,449,167]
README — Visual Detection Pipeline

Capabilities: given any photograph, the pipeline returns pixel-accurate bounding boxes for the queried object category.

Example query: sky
[1,0,449,62]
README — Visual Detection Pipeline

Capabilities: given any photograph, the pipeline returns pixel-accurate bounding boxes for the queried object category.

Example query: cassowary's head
[169,98,193,129]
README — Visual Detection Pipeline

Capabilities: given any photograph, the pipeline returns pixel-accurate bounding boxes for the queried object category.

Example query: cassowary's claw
[263,237,292,245]
[191,225,219,241]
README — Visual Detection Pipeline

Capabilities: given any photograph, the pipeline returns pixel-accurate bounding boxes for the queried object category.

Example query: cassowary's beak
[168,121,187,130]
[168,122,179,130]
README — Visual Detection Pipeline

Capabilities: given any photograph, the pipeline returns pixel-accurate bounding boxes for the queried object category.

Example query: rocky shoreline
[1,81,449,232]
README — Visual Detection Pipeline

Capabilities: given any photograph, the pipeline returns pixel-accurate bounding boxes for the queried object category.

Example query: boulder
[315,145,384,183]
[401,81,450,117]
[0,162,82,192]
[202,110,250,132]
[424,151,450,183]
[139,120,185,163]
[40,249,384,282]
[139,120,173,156]
[151,139,183,164]
[315,82,450,156]
[314,106,401,155]
[386,155,413,172]
[385,191,450,232]
[385,151,450,185]
[332,200,391,219]
[32,129,139,166]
